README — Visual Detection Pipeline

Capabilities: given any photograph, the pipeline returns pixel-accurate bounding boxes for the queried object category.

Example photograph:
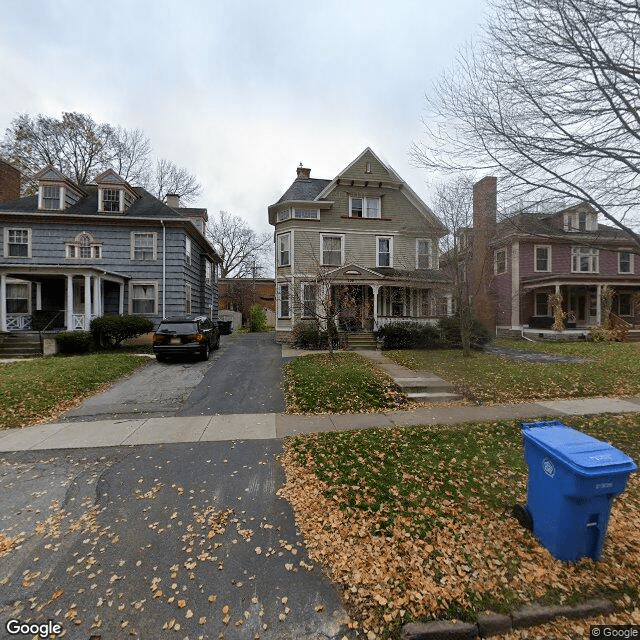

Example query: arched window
[66,232,102,259]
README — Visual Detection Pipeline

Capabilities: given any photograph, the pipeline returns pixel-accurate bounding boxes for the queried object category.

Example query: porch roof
[320,264,451,286]
[521,274,640,289]
[0,264,129,283]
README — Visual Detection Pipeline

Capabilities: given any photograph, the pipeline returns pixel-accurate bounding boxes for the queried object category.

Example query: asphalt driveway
[61,332,284,422]
[0,441,354,639]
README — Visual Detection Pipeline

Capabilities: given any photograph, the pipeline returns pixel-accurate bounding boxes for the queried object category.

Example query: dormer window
[42,185,62,209]
[102,189,121,212]
[564,210,596,232]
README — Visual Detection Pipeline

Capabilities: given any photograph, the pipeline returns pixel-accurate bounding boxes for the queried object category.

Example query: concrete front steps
[345,331,379,350]
[0,332,42,358]
[356,349,462,403]
[394,376,461,402]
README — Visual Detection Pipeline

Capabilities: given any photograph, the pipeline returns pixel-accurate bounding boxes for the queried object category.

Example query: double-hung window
[535,245,551,272]
[619,251,633,274]
[322,235,342,266]
[302,283,318,317]
[278,233,290,267]
[571,247,599,273]
[349,196,381,218]
[102,189,121,212]
[618,293,632,316]
[131,232,157,260]
[416,239,432,269]
[494,248,507,275]
[130,281,157,314]
[6,282,29,314]
[185,237,192,265]
[279,284,290,318]
[535,292,550,316]
[5,228,30,258]
[42,185,62,209]
[377,237,392,267]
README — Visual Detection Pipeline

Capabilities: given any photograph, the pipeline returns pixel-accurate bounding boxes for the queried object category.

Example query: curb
[400,598,614,639]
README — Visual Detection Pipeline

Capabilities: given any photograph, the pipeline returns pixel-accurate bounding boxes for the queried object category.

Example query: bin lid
[522,421,637,477]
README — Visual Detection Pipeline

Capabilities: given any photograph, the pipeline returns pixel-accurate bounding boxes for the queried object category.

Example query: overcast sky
[0,0,488,240]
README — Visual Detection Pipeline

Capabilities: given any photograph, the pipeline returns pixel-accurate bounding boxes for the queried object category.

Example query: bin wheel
[512,504,533,531]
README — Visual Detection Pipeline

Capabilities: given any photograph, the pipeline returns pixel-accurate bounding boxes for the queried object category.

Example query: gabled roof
[94,168,128,185]
[34,165,86,195]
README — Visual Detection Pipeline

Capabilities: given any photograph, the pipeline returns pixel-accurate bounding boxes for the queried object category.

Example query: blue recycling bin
[521,420,636,562]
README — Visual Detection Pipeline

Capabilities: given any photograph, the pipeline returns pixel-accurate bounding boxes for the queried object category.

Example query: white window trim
[6,279,31,314]
[38,185,63,210]
[128,280,158,315]
[205,260,212,284]
[416,238,433,270]
[376,236,393,268]
[292,208,320,220]
[277,208,291,223]
[130,231,158,261]
[65,232,102,260]
[99,187,123,213]
[349,196,381,219]
[571,246,599,273]
[494,248,507,275]
[4,227,32,259]
[320,233,345,266]
[186,237,192,266]
[534,244,552,272]
[277,232,291,267]
[618,250,634,274]
[278,283,290,318]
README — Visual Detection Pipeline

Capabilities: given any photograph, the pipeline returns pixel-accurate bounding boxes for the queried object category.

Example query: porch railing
[374,317,439,331]
[72,314,98,330]
[6,314,32,330]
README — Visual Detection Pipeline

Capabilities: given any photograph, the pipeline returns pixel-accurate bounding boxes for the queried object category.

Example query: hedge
[90,316,154,348]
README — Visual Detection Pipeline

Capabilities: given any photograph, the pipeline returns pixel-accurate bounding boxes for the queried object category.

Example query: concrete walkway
[2,396,640,452]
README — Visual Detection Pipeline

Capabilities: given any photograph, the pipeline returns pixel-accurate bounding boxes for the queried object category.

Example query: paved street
[0,441,354,639]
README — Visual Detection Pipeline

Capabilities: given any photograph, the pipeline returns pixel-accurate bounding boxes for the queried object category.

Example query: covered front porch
[0,266,128,333]
[521,277,640,330]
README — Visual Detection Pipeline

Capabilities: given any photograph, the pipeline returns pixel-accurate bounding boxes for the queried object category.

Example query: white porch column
[0,273,7,332]
[36,283,42,311]
[84,274,92,330]
[66,275,74,330]
[555,284,560,295]
[93,275,101,318]
[372,285,379,331]
[596,284,602,325]
[119,283,125,316]
[446,293,453,316]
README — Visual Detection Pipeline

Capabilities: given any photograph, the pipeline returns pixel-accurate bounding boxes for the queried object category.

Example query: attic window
[101,188,121,212]
[41,185,62,210]
[364,162,371,174]
[564,210,596,232]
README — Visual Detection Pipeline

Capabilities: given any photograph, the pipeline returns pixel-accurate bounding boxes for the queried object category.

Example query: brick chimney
[166,193,180,208]
[296,163,311,179]
[0,160,21,202]
[471,177,498,332]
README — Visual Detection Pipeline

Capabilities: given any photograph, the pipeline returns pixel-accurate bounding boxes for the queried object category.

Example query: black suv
[152,316,220,362]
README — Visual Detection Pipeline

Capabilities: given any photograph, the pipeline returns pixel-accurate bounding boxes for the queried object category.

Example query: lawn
[386,341,640,403]
[0,353,148,429]
[280,414,640,638]
[282,352,406,414]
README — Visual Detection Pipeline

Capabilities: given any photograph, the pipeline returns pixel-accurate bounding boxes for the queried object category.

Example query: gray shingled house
[0,161,220,340]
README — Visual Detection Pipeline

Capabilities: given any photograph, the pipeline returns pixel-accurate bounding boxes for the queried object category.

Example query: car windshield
[156,322,198,334]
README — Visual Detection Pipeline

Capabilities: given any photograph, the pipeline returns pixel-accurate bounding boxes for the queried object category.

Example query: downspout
[161,220,166,318]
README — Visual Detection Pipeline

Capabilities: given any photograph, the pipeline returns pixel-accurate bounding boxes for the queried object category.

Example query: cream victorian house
[268,148,451,343]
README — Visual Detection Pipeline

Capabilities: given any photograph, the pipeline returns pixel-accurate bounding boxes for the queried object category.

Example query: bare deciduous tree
[1,111,202,203]
[412,0,640,247]
[206,210,271,278]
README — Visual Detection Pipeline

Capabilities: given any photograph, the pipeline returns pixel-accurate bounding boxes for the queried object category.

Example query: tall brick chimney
[0,160,21,202]
[296,163,311,179]
[471,177,497,332]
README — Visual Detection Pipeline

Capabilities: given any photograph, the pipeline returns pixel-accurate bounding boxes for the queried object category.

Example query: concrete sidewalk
[2,396,640,452]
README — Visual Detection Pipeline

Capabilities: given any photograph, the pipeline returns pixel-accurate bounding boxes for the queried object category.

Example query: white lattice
[6,315,32,330]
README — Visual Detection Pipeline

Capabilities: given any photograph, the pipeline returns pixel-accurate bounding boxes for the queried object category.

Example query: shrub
[589,325,628,342]
[292,321,324,349]
[250,305,268,332]
[438,316,491,349]
[375,322,441,350]
[56,331,92,354]
[90,316,154,348]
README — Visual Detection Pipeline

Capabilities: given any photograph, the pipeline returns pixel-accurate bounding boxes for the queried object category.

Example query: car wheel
[156,354,168,363]
[201,344,210,361]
